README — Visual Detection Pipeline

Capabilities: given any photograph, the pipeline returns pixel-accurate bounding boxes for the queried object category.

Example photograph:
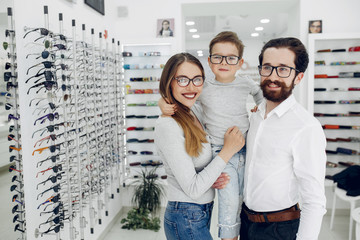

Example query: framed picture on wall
[157,19,174,38]
[309,20,322,34]
[85,0,105,15]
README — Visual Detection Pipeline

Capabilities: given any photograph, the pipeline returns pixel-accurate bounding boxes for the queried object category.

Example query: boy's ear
[208,56,211,65]
[238,58,244,66]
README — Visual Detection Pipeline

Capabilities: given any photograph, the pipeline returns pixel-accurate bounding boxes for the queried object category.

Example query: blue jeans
[212,144,246,239]
[164,201,214,240]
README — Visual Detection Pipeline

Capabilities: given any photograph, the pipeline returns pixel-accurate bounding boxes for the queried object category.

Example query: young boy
[160,31,263,240]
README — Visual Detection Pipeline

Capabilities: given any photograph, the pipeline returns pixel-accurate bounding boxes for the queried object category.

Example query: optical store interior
[0,0,360,239]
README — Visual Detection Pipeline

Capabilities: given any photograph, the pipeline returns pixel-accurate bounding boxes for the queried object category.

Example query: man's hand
[158,97,177,116]
[212,172,230,189]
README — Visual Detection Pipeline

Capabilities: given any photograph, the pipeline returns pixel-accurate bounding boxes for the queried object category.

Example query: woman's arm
[155,118,244,200]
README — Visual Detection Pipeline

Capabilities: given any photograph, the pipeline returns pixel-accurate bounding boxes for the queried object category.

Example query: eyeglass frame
[173,75,205,87]
[258,65,300,78]
[209,54,241,65]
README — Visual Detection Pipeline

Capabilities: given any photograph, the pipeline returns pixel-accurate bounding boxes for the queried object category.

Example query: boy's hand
[159,97,177,116]
[212,172,230,189]
[251,105,258,112]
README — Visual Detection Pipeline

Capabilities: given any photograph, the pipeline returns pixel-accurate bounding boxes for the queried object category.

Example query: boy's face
[208,42,243,82]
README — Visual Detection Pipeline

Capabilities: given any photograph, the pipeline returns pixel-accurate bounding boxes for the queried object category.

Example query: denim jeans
[164,201,214,240]
[240,204,300,240]
[212,144,246,239]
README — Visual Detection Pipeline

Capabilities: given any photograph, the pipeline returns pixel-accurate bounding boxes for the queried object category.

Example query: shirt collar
[259,94,297,118]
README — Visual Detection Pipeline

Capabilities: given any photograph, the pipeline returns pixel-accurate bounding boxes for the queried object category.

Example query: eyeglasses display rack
[9,4,125,239]
[5,7,26,239]
[121,43,172,186]
[308,33,360,182]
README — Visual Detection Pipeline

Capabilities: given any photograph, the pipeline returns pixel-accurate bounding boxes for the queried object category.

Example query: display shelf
[308,34,360,177]
[122,43,172,182]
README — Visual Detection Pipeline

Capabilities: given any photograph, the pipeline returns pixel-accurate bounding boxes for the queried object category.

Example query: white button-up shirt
[244,95,327,240]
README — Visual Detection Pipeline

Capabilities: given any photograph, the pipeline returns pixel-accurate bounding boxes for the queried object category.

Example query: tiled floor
[0,168,353,240]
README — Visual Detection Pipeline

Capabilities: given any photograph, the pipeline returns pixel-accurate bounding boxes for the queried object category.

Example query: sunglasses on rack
[4,72,17,82]
[37,183,61,200]
[34,134,57,147]
[6,82,18,91]
[27,81,58,94]
[23,27,52,39]
[9,145,22,153]
[5,29,15,38]
[9,165,22,173]
[37,154,63,167]
[8,113,20,122]
[26,61,56,75]
[26,70,57,84]
[36,164,63,178]
[10,155,22,163]
[37,173,63,189]
[8,134,21,143]
[34,112,59,125]
[5,62,17,70]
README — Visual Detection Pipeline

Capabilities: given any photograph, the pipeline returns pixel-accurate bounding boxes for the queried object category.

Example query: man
[240,37,327,240]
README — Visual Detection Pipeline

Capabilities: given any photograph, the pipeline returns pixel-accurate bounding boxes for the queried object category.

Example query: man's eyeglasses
[209,54,241,65]
[258,65,300,78]
[173,76,204,87]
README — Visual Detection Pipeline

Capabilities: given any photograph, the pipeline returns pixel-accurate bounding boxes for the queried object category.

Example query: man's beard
[260,78,295,102]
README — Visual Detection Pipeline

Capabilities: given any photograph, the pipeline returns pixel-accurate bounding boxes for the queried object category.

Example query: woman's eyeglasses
[173,75,204,87]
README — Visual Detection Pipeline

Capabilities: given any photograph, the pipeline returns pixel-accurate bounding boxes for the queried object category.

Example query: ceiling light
[198,53,203,57]
[197,50,203,54]
[186,21,195,26]
[255,27,264,31]
[260,19,270,23]
[189,28,197,33]
[192,34,200,39]
[251,33,259,37]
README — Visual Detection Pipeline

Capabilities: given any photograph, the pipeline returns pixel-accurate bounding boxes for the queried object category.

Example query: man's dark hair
[258,37,309,73]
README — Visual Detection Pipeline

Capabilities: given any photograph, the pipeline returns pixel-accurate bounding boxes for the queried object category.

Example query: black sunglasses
[4,71,17,81]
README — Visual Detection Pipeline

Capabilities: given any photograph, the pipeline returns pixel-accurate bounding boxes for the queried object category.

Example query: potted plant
[121,167,164,231]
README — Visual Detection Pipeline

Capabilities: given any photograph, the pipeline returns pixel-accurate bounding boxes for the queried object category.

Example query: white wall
[298,0,360,108]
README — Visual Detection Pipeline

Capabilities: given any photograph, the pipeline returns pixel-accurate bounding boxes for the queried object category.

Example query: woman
[159,19,173,37]
[155,52,244,240]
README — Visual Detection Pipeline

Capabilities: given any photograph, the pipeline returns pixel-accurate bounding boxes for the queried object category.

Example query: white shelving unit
[308,33,360,179]
[121,43,172,185]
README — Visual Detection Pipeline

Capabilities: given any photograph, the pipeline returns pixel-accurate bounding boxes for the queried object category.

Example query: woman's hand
[218,126,245,163]
[158,97,177,116]
[212,172,230,189]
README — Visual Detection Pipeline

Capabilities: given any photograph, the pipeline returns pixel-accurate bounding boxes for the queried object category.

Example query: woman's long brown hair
[159,53,207,157]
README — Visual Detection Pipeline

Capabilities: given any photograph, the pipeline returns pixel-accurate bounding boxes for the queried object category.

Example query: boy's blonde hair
[209,31,245,58]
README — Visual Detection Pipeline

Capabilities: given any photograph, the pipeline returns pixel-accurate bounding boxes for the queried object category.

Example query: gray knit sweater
[155,114,226,204]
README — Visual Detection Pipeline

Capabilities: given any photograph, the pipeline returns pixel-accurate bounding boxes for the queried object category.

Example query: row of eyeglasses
[16,6,125,239]
[3,8,27,237]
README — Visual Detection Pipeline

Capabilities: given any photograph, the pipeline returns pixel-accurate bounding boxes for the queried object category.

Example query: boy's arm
[158,97,176,116]
[191,100,204,122]
[247,76,264,105]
